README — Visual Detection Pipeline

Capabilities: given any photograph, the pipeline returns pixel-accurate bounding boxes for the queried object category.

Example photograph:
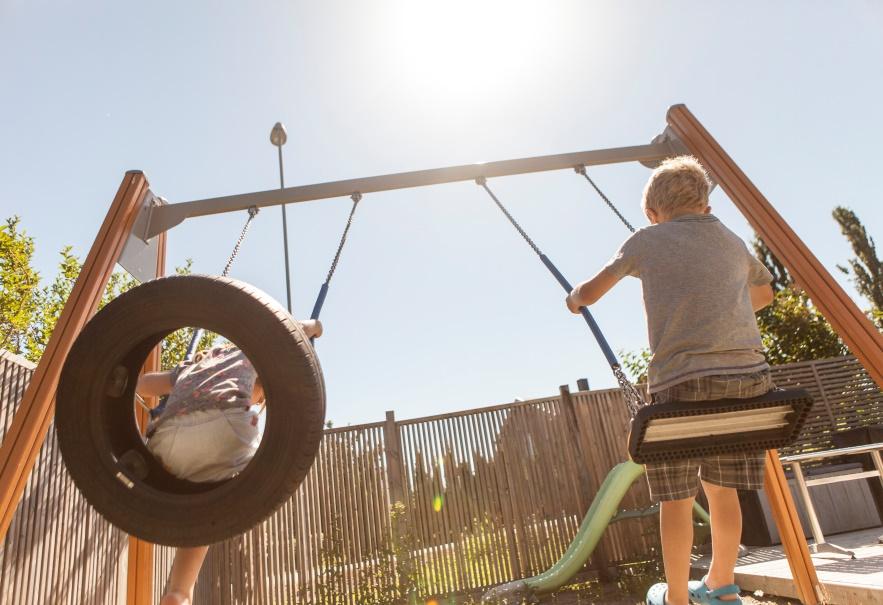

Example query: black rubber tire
[56,275,325,547]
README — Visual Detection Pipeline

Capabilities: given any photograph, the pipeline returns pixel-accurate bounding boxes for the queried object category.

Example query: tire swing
[56,275,325,547]
[55,195,363,547]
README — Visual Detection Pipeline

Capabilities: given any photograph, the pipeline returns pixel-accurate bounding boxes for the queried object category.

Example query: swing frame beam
[2,104,881,604]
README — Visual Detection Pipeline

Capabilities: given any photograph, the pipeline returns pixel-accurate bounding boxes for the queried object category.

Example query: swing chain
[478,175,647,416]
[475,177,543,257]
[324,193,362,284]
[574,165,637,234]
[613,364,646,414]
[221,206,260,277]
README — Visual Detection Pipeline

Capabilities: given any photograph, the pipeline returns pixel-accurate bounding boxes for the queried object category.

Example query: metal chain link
[479,175,647,413]
[221,206,260,277]
[476,177,543,257]
[614,364,647,414]
[575,165,637,234]
[324,193,361,284]
[574,166,647,410]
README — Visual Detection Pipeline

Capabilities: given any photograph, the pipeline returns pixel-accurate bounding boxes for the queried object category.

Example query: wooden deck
[693,527,883,604]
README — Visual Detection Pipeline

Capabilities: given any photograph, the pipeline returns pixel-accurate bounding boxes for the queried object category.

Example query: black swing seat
[627,388,813,464]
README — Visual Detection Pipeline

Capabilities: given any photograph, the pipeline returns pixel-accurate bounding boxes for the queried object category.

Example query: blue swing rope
[475,176,645,414]
[309,192,362,322]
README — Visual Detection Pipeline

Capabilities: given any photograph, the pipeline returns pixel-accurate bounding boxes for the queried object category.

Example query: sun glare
[382,1,559,109]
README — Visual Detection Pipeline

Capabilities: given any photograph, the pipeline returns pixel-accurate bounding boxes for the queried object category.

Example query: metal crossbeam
[141,141,678,240]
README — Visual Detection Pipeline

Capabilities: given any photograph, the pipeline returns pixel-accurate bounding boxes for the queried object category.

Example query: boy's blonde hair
[642,156,711,216]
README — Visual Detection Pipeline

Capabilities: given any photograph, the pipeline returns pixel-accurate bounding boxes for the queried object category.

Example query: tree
[832,206,883,329]
[752,236,847,364]
[755,287,847,365]
[24,246,81,361]
[751,238,791,292]
[1,215,210,367]
[0,217,40,354]
[621,348,651,384]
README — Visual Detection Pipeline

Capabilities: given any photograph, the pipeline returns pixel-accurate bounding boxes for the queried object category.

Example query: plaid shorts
[644,371,773,502]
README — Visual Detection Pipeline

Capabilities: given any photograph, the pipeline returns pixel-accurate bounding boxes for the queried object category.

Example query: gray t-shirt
[605,214,773,393]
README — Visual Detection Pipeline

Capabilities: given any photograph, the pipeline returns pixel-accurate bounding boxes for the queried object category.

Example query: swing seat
[627,388,813,464]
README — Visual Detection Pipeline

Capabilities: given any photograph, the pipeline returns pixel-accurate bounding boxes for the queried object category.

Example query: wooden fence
[0,351,880,603]
[0,351,176,604]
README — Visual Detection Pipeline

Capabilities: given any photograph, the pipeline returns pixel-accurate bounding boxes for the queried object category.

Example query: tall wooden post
[0,172,150,542]
[664,105,882,605]
[126,228,166,605]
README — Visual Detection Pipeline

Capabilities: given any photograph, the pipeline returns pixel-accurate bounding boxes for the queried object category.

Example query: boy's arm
[750,283,774,311]
[136,371,176,398]
[566,267,622,313]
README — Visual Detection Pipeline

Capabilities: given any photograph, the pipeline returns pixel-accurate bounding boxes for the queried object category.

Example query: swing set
[1,105,882,604]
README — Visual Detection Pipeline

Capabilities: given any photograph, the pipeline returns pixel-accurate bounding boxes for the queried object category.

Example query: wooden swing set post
[126,229,166,605]
[0,171,158,605]
[668,104,883,605]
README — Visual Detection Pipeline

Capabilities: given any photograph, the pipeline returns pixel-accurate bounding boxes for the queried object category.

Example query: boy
[565,156,774,605]
[136,319,323,605]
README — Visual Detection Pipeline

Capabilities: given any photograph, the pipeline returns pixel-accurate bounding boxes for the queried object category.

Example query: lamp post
[271,122,293,314]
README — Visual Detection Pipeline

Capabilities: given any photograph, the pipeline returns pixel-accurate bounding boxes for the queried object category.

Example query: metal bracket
[641,126,718,192]
[118,191,165,283]
[640,126,691,168]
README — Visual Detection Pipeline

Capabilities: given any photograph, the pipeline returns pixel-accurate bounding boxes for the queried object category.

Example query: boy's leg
[660,496,695,605]
[161,546,210,605]
[701,480,742,601]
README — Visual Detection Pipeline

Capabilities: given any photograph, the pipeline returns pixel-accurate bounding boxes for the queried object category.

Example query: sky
[2,1,882,426]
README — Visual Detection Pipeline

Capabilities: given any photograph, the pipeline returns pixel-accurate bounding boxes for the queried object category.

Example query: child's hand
[565,292,582,314]
[298,319,323,339]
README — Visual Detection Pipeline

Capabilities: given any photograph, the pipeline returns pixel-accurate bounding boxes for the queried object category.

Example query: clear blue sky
[2,1,882,426]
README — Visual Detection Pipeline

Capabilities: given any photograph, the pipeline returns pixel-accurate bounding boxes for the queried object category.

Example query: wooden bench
[780,442,883,557]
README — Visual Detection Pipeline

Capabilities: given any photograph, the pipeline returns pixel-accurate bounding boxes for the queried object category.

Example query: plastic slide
[481,461,712,603]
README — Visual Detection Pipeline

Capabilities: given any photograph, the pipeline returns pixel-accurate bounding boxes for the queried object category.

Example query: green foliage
[0,214,206,366]
[832,206,883,328]
[751,237,791,292]
[23,246,81,362]
[751,235,848,364]
[303,501,420,605]
[0,217,40,355]
[756,287,847,364]
[620,348,651,384]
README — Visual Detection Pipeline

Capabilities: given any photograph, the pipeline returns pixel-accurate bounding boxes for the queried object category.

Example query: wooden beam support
[127,228,165,605]
[0,172,149,541]
[665,105,840,605]
[763,450,826,605]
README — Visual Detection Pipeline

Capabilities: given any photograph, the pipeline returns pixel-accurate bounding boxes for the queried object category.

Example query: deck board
[693,527,883,604]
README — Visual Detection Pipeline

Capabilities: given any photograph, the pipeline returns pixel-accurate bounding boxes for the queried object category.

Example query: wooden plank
[763,450,825,604]
[0,172,149,542]
[127,227,164,605]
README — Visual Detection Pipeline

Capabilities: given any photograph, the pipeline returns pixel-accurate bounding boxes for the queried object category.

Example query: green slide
[481,461,711,603]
